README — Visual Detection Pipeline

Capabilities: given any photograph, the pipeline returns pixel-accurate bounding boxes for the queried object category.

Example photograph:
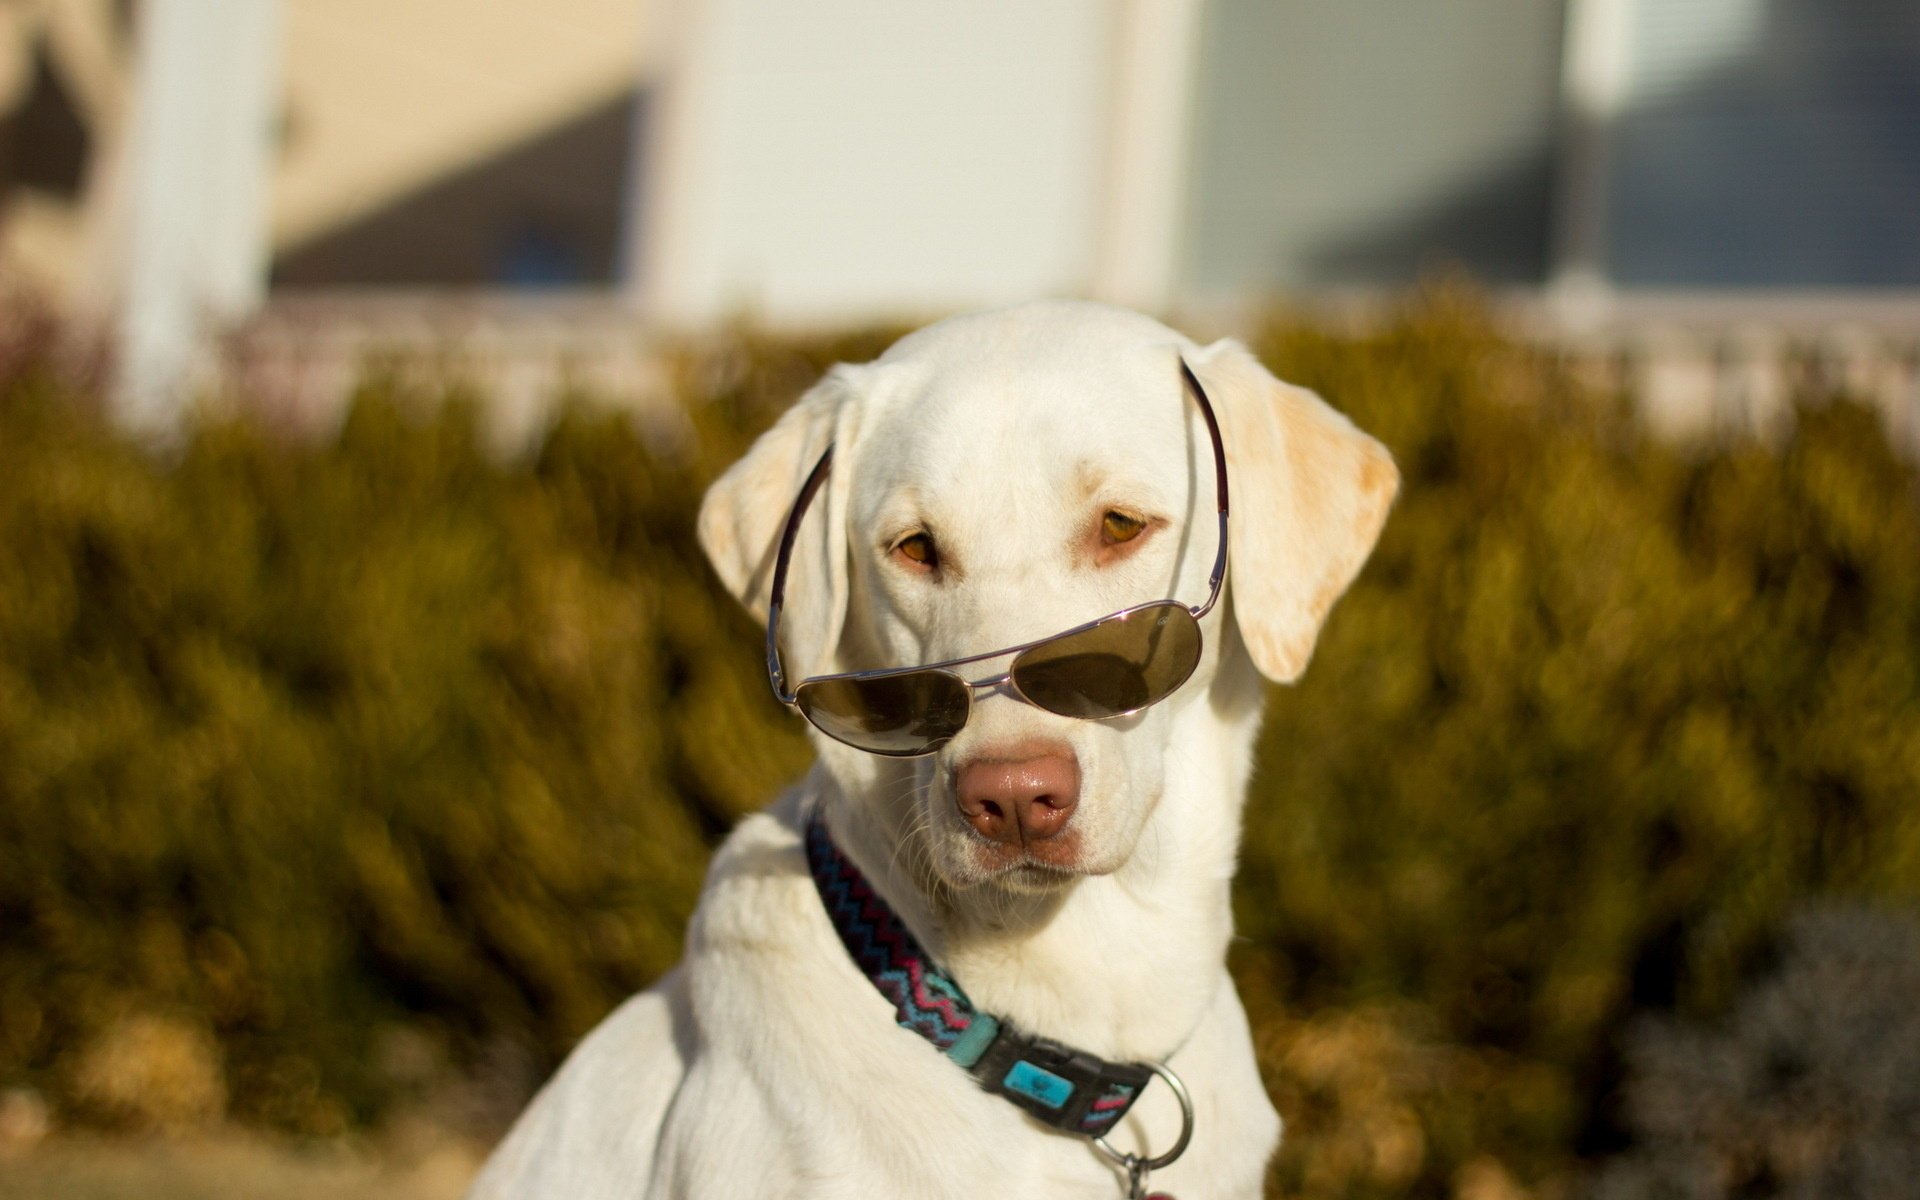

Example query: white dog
[470,301,1397,1199]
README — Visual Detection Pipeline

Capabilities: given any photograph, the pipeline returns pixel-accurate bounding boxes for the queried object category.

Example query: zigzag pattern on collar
[804,810,1147,1137]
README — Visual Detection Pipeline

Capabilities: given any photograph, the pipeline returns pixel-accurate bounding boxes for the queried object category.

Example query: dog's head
[701,302,1396,895]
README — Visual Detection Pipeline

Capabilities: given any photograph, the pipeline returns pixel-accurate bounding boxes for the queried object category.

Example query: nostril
[979,799,1004,823]
[1023,791,1074,836]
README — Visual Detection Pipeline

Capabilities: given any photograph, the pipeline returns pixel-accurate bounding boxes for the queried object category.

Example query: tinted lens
[794,669,971,756]
[1011,603,1202,719]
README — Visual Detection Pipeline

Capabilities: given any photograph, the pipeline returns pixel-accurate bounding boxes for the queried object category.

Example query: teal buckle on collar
[1003,1060,1075,1110]
[968,1024,1154,1133]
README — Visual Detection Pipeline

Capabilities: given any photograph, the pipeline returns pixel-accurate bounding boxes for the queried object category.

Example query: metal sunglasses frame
[764,360,1230,757]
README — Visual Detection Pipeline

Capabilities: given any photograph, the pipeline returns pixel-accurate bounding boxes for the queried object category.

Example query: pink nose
[952,744,1080,846]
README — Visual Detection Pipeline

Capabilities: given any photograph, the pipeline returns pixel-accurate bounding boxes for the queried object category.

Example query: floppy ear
[698,364,869,680]
[1187,339,1399,684]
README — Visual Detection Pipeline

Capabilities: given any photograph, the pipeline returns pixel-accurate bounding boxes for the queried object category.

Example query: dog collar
[804,811,1162,1138]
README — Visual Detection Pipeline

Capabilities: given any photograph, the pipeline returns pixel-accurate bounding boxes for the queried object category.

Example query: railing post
[1550,0,1634,325]
[113,0,284,439]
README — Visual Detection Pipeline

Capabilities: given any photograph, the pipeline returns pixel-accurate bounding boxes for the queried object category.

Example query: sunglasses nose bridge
[959,671,1025,714]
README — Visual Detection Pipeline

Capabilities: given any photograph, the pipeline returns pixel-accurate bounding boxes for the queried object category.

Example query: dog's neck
[819,647,1268,1065]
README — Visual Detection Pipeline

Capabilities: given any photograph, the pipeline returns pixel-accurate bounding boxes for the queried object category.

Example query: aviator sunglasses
[765,362,1230,757]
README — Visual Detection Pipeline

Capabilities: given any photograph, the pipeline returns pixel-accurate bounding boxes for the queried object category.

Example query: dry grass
[0,1129,483,1200]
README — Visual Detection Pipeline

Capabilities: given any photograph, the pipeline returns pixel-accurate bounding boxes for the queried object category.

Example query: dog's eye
[1101,511,1146,545]
[894,533,938,568]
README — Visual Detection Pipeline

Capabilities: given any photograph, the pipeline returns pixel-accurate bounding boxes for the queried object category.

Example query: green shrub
[1238,295,1920,1195]
[1592,904,1920,1200]
[0,318,896,1131]
[1,295,1916,1198]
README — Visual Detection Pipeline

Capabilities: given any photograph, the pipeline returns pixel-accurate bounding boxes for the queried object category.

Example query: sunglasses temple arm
[1192,510,1230,619]
[765,444,837,704]
[1180,360,1232,619]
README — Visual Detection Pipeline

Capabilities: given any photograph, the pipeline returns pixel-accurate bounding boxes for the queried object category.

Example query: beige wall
[273,0,648,253]
[0,0,651,304]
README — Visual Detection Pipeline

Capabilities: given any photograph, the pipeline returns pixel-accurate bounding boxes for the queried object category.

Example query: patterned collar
[803,811,1153,1138]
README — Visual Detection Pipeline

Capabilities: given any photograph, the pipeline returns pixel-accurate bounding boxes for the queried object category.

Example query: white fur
[469,301,1397,1200]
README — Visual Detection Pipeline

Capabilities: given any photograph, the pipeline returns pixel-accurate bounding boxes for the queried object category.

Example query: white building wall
[638,0,1115,325]
[1180,0,1566,293]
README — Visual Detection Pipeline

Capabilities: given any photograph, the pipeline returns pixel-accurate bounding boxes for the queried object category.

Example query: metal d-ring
[1092,1061,1195,1174]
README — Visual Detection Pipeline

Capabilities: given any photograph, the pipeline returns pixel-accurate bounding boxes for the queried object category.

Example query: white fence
[228,289,1920,458]
[1507,292,1920,457]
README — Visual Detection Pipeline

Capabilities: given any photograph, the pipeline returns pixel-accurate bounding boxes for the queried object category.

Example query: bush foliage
[1593,905,1920,1200]
[1,294,1916,1194]
[1239,302,1920,1194]
[0,315,897,1133]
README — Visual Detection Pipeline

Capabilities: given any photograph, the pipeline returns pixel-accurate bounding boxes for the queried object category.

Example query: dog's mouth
[996,860,1085,894]
[951,829,1117,892]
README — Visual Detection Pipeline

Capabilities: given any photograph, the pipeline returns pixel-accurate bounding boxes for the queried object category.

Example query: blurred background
[1,2,1918,1198]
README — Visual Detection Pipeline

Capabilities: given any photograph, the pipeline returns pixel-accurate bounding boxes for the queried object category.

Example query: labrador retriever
[469,301,1397,1199]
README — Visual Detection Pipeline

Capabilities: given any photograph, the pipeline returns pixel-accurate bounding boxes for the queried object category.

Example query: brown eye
[895,533,937,567]
[1101,511,1145,544]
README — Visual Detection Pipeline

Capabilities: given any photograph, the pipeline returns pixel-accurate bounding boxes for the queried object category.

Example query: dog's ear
[1187,339,1398,684]
[699,364,869,679]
